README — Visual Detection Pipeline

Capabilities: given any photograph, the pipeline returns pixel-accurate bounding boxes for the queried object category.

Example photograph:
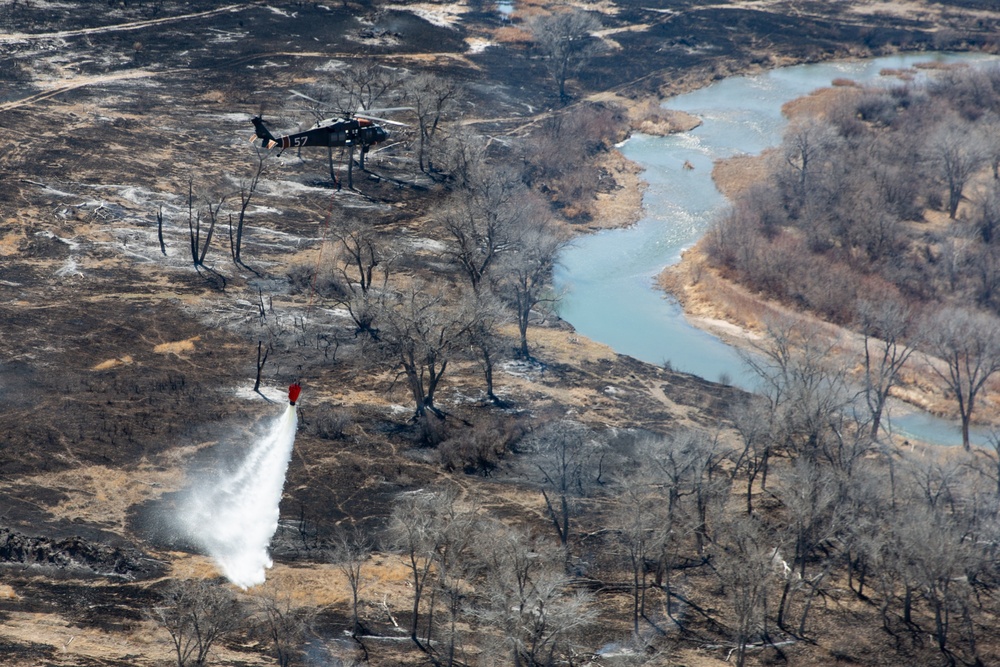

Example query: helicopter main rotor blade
[367,141,404,155]
[359,106,415,114]
[356,114,410,127]
[289,89,326,106]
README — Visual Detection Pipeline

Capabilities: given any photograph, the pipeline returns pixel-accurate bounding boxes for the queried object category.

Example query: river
[554,52,1000,446]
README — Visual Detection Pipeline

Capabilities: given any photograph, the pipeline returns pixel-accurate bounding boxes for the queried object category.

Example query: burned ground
[3,0,1000,665]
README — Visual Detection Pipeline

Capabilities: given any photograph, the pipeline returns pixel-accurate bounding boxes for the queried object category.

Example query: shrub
[306,404,354,440]
[438,415,527,475]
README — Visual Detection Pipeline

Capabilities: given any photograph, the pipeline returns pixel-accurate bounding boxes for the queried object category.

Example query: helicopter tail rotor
[250,115,279,149]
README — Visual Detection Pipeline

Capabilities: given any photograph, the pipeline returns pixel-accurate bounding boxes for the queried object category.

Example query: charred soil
[2,1,1000,666]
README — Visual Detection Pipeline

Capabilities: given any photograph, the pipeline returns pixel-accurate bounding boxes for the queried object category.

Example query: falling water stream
[173,402,298,588]
[555,52,1000,446]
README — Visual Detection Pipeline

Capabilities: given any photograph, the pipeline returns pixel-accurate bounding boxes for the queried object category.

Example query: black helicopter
[250,114,390,153]
[250,91,408,188]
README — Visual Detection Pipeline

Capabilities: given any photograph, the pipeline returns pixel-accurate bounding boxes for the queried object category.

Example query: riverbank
[654,87,1000,432]
[579,96,704,232]
[658,240,1000,430]
[583,53,957,233]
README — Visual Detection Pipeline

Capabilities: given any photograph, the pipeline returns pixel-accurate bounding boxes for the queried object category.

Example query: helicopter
[250,114,390,154]
[250,91,409,188]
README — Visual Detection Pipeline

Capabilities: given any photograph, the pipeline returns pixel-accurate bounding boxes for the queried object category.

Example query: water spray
[173,384,302,589]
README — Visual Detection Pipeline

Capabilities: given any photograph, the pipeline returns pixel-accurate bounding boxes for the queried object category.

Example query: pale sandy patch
[506,324,616,364]
[781,85,862,121]
[589,149,647,231]
[92,355,134,371]
[153,335,199,355]
[710,150,776,200]
[466,36,494,53]
[385,2,468,28]
[12,464,184,532]
[0,231,25,256]
[0,609,269,666]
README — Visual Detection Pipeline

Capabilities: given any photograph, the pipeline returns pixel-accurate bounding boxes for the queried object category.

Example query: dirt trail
[0,3,249,44]
[0,69,163,112]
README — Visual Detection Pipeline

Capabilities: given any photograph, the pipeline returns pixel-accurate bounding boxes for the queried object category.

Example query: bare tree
[439,166,533,293]
[436,127,489,190]
[685,432,730,556]
[633,433,690,600]
[970,178,1000,244]
[184,179,223,270]
[970,242,1000,311]
[230,147,268,266]
[611,470,666,637]
[919,305,1000,448]
[529,421,598,551]
[388,491,440,649]
[855,297,915,439]
[343,285,385,341]
[403,72,460,174]
[781,118,841,214]
[462,288,512,405]
[494,218,567,359]
[157,204,167,255]
[427,497,480,665]
[372,283,475,424]
[712,515,774,667]
[983,429,1000,497]
[773,457,847,634]
[893,501,977,663]
[331,58,398,116]
[740,317,859,467]
[529,9,603,103]
[475,524,597,667]
[251,587,317,667]
[253,338,270,394]
[149,579,245,667]
[387,488,473,653]
[730,398,775,514]
[926,121,987,219]
[330,209,394,296]
[331,524,372,638]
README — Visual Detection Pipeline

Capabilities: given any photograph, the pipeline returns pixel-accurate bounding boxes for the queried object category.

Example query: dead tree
[439,166,531,293]
[919,306,1000,449]
[231,147,267,266]
[712,515,774,667]
[253,340,270,394]
[186,179,224,269]
[474,523,597,667]
[157,205,167,255]
[387,488,457,650]
[529,9,603,104]
[370,283,475,427]
[926,121,987,219]
[403,72,460,174]
[251,587,317,667]
[494,218,567,360]
[149,579,245,667]
[856,297,914,440]
[462,288,511,405]
[331,524,373,639]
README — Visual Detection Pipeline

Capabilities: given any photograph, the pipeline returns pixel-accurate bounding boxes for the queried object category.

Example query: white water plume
[174,403,298,589]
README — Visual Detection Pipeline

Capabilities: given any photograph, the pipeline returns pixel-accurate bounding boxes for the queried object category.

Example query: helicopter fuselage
[251,116,389,151]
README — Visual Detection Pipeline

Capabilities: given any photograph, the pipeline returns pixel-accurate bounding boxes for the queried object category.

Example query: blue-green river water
[555,52,1000,446]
